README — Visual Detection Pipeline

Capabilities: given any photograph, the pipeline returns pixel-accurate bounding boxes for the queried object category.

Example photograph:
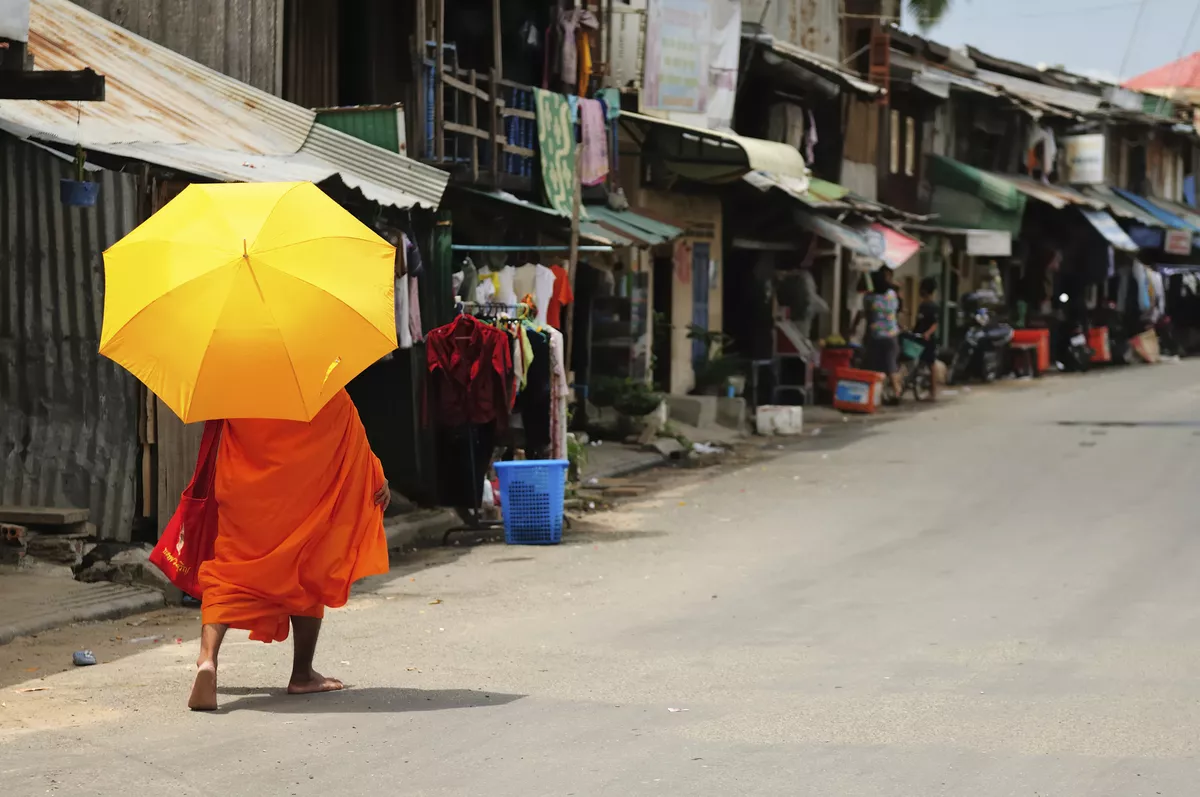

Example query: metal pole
[563,142,584,381]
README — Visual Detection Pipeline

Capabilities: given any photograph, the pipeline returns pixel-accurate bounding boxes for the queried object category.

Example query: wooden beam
[468,69,479,183]
[502,144,535,158]
[501,107,536,120]
[489,67,501,187]
[0,68,105,101]
[435,0,445,161]
[442,72,491,102]
[444,121,508,143]
[492,0,502,82]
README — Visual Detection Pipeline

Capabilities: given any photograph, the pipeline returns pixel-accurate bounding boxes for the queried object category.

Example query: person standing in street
[187,389,392,711]
[913,277,941,400]
[854,268,903,403]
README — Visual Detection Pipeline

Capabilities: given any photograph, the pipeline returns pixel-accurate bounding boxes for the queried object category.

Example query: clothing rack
[442,304,517,542]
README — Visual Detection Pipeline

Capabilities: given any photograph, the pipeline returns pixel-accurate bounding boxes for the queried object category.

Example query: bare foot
[188,661,218,711]
[287,670,344,695]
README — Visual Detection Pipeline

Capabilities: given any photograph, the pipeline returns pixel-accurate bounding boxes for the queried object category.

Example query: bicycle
[884,333,934,404]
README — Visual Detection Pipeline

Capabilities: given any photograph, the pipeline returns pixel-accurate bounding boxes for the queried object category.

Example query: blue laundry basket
[494,460,569,545]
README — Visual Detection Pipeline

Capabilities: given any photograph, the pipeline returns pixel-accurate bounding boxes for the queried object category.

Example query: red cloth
[547,264,574,330]
[425,314,514,428]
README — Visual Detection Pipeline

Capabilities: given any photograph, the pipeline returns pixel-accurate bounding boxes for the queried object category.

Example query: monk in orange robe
[187,389,391,711]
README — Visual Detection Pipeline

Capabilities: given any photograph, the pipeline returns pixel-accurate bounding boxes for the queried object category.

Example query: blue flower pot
[60,179,99,207]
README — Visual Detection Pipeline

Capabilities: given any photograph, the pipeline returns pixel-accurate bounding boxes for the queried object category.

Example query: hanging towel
[580,98,609,187]
[804,109,819,165]
[409,274,424,343]
[396,277,412,349]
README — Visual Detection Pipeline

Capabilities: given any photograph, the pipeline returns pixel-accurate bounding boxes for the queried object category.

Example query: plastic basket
[900,336,926,361]
[494,460,569,545]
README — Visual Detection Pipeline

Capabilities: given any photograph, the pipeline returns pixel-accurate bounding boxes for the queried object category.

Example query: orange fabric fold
[198,389,389,643]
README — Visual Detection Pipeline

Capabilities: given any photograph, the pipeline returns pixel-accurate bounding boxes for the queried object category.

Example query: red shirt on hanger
[547,264,574,330]
[425,315,514,428]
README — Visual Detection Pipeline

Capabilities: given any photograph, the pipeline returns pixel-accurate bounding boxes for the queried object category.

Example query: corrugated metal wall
[72,0,283,95]
[0,135,141,541]
[744,0,840,59]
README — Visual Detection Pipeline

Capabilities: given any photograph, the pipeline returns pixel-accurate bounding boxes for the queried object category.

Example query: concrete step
[0,575,164,645]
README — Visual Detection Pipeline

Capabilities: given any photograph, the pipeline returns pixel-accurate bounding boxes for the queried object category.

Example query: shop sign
[1128,225,1164,250]
[1164,229,1193,255]
[0,0,30,41]
[1061,134,1106,185]
[643,0,741,129]
[966,230,1012,257]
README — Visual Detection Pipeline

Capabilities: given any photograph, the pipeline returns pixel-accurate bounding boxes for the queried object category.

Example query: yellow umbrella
[100,182,397,423]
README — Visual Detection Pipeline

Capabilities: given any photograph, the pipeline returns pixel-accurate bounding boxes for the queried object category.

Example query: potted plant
[60,145,99,208]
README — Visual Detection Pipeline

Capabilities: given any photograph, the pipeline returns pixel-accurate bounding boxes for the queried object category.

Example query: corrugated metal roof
[976,69,1102,115]
[751,34,881,97]
[583,205,684,247]
[1115,188,1200,231]
[993,175,1105,210]
[1081,185,1169,228]
[0,0,447,209]
[0,134,140,542]
[621,111,809,180]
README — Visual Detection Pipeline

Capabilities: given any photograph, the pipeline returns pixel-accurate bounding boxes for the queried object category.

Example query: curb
[0,584,165,646]
[383,508,461,551]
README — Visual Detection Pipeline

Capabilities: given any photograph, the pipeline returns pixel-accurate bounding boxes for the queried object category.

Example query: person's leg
[188,622,228,711]
[287,615,345,695]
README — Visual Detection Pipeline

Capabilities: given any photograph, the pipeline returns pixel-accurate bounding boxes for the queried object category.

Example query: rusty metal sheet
[0,134,140,542]
[0,0,447,209]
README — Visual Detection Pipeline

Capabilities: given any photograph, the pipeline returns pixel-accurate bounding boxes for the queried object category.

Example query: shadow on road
[214,686,524,714]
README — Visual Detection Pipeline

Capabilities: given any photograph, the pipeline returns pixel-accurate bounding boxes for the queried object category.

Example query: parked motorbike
[948,300,1014,385]
[1058,323,1093,372]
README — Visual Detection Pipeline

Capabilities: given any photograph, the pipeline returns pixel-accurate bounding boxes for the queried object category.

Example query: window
[889,110,901,174]
[904,116,916,176]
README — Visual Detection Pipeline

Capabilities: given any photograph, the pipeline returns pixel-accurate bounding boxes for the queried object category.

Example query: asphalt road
[4,363,1200,796]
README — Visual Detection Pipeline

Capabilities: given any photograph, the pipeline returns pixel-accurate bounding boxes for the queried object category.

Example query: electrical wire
[1118,0,1152,79]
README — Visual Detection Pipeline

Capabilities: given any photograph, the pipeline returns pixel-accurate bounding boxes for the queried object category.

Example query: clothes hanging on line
[547,264,574,330]
[579,98,609,186]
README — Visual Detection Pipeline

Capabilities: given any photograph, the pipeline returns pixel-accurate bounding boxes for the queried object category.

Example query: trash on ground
[692,442,724,454]
[586,478,599,485]
[72,650,97,667]
[667,707,689,713]
[15,687,50,693]
[428,599,443,605]
[129,635,162,644]
[811,428,823,436]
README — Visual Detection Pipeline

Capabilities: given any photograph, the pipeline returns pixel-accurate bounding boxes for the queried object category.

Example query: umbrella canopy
[100,182,397,423]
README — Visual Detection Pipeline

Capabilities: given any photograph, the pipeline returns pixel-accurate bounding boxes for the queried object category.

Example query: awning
[0,0,448,209]
[584,205,683,247]
[927,156,1027,234]
[993,175,1104,210]
[975,68,1102,116]
[865,223,922,268]
[1080,185,1169,228]
[890,52,1001,100]
[793,207,873,255]
[747,34,881,98]
[1079,209,1139,252]
[1112,188,1200,231]
[620,110,809,181]
[453,188,634,246]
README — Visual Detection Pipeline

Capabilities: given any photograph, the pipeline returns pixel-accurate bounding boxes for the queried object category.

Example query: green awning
[452,188,635,246]
[584,205,684,247]
[927,155,1027,234]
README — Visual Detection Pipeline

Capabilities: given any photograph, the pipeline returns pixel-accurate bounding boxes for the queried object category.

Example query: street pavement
[3,363,1200,795]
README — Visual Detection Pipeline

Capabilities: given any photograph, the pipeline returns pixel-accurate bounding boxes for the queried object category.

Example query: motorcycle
[948,302,1014,385]
[1059,324,1092,372]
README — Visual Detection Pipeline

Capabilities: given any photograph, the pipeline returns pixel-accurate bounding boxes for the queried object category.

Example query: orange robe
[198,389,389,643]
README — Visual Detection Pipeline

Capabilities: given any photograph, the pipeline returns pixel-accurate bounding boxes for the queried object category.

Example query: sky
[901,0,1200,84]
